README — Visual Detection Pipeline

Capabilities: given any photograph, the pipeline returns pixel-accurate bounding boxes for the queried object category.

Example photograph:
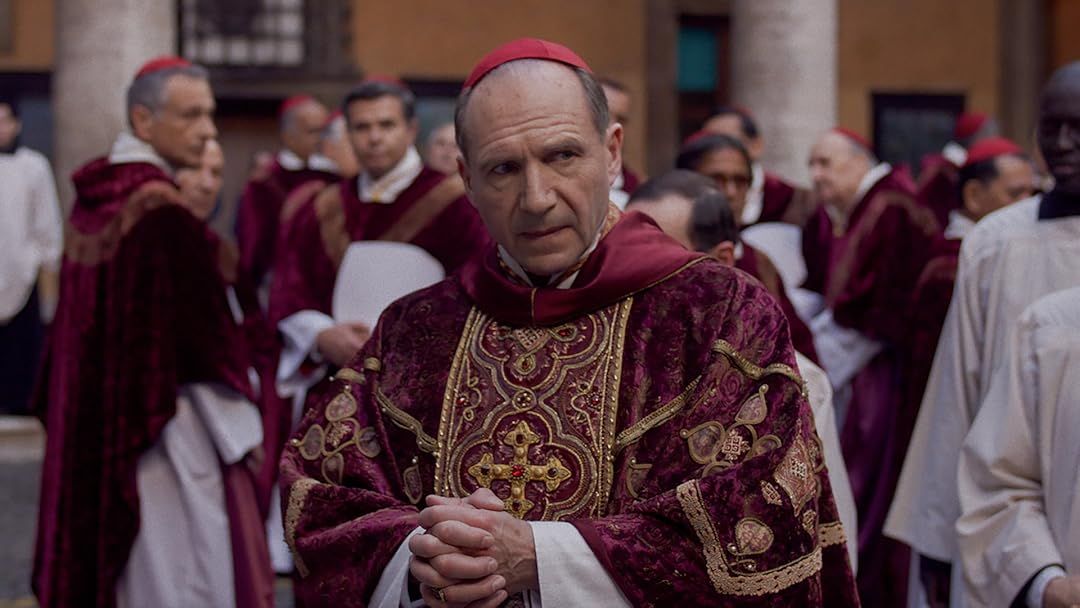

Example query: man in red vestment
[701,106,817,227]
[235,94,340,294]
[601,77,642,207]
[33,57,272,608]
[800,127,939,607]
[279,38,857,608]
[916,111,1000,229]
[268,78,489,401]
[898,136,1034,607]
[636,159,819,363]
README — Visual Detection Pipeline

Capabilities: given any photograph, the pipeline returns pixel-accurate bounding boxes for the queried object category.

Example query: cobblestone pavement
[0,416,293,607]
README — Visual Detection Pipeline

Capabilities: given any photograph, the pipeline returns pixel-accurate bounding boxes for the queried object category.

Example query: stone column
[52,0,176,210]
[730,0,837,186]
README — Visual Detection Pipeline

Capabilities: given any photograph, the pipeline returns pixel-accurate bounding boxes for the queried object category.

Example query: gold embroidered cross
[467,421,572,518]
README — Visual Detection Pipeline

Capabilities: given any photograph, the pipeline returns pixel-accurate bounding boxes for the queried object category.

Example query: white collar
[609,171,629,210]
[742,163,766,225]
[944,210,976,240]
[496,214,608,289]
[853,162,892,203]
[357,146,423,203]
[278,149,340,174]
[277,149,306,171]
[942,142,968,166]
[108,132,174,175]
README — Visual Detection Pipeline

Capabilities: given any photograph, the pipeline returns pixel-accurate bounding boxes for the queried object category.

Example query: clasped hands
[408,488,538,607]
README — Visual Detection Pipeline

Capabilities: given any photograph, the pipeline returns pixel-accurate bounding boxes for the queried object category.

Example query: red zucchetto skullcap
[831,127,872,152]
[279,95,316,119]
[463,38,592,90]
[963,136,1024,168]
[954,112,988,140]
[682,130,711,146]
[135,56,193,79]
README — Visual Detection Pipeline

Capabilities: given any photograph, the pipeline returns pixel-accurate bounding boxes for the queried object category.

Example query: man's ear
[130,105,155,141]
[709,241,737,267]
[457,155,476,208]
[605,122,624,186]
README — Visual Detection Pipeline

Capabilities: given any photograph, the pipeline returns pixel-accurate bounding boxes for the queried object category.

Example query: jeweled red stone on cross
[511,465,525,478]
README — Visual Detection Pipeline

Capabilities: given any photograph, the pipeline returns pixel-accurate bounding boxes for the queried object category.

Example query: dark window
[872,92,966,178]
[677,15,731,142]
[178,0,353,76]
[0,72,53,158]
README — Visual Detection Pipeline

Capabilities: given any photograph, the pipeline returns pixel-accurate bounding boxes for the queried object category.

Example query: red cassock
[235,158,339,290]
[901,234,962,461]
[755,172,819,228]
[279,211,858,607]
[32,159,272,608]
[916,154,961,230]
[267,167,490,327]
[801,168,939,608]
[735,244,820,364]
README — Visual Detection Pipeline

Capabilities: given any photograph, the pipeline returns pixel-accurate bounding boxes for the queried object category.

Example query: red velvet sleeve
[571,279,858,606]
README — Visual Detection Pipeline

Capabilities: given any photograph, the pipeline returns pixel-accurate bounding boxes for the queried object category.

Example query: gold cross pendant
[467,421,572,518]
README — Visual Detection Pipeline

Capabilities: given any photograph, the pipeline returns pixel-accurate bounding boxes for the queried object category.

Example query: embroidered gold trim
[761,480,783,506]
[434,307,484,494]
[712,339,805,395]
[624,458,652,499]
[597,298,632,516]
[436,299,631,518]
[818,521,846,548]
[335,368,365,384]
[677,479,822,596]
[363,357,382,372]
[734,517,775,555]
[403,461,423,504]
[284,478,319,578]
[615,376,702,452]
[374,388,438,454]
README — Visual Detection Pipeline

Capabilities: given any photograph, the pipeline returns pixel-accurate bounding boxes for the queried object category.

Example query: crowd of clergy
[4,35,1079,608]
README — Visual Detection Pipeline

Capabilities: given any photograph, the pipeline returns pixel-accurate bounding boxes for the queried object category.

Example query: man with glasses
[700,105,818,227]
[677,132,818,362]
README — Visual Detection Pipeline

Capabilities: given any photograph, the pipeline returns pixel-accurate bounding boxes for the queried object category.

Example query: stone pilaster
[52,0,176,210]
[731,0,837,185]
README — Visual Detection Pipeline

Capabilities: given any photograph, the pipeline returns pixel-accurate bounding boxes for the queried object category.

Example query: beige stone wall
[349,0,649,173]
[0,0,54,70]
[838,0,1001,137]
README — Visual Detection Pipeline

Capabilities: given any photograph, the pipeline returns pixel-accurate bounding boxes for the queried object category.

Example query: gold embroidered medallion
[434,300,632,520]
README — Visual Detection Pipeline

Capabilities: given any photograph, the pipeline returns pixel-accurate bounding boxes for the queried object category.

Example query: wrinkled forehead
[163,74,214,106]
[811,132,856,161]
[466,59,589,123]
